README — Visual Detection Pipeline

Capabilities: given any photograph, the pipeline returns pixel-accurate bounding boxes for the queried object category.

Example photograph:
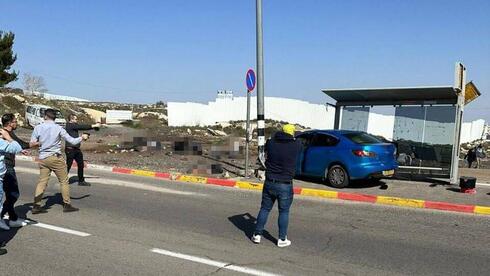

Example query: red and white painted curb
[15,155,490,216]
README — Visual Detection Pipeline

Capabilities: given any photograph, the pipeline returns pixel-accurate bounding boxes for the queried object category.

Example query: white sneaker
[277,238,291,248]
[0,219,10,231]
[251,234,261,244]
[9,219,28,228]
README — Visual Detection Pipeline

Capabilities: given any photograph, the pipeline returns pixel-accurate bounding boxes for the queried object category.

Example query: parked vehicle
[295,130,398,188]
[25,104,66,128]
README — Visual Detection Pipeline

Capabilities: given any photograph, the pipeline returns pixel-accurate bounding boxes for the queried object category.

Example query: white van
[25,104,66,128]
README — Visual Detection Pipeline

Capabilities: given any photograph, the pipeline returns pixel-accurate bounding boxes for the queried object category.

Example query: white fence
[106,110,133,124]
[168,96,335,129]
[168,97,484,143]
[461,119,486,143]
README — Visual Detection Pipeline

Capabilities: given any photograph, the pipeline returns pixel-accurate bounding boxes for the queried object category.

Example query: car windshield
[343,132,383,145]
[39,108,63,118]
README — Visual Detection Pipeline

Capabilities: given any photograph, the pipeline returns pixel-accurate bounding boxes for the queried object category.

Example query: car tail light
[352,150,376,157]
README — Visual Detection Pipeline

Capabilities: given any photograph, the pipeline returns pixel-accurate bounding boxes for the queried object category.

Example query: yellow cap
[282,124,295,136]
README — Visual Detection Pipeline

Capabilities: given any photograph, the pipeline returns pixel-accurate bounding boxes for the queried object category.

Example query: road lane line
[16,167,204,196]
[26,220,91,237]
[151,248,281,276]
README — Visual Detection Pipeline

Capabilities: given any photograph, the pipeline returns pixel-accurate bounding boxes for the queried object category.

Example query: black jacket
[4,130,30,168]
[65,123,93,148]
[265,131,302,183]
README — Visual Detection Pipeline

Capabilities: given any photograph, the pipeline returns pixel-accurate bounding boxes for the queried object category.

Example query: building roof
[322,86,460,106]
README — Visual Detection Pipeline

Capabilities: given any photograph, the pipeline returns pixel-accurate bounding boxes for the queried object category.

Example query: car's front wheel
[327,165,350,188]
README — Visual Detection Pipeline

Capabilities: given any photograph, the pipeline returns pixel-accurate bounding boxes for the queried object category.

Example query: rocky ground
[14,125,259,178]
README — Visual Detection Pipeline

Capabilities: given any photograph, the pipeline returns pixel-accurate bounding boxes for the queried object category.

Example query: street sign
[246,69,256,92]
[244,68,256,178]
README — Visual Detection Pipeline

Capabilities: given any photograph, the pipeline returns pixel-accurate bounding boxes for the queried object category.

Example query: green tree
[0,31,18,87]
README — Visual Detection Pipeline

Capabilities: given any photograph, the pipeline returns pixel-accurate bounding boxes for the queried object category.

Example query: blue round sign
[246,69,256,92]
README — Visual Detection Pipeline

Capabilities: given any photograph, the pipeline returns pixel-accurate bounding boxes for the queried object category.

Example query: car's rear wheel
[327,165,349,188]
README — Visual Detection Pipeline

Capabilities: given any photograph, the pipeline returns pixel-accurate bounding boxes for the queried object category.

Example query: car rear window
[343,132,383,145]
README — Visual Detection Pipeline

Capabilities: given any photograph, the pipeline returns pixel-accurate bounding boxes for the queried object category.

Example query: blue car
[295,130,398,188]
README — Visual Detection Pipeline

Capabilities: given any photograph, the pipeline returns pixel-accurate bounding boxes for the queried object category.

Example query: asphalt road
[1,160,489,276]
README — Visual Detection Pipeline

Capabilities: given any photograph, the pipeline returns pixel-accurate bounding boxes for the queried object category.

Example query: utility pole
[256,0,266,169]
[450,62,466,184]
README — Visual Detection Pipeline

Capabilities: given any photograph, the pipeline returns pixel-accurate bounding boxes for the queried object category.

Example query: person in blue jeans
[0,129,23,231]
[252,124,301,247]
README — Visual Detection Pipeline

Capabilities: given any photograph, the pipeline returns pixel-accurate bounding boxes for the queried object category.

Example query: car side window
[296,133,313,147]
[310,134,338,147]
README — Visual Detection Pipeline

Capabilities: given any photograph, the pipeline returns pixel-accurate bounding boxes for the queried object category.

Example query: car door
[33,108,42,126]
[295,133,313,176]
[303,133,340,177]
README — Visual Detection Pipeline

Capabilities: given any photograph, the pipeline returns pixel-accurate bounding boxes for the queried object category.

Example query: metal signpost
[450,62,466,184]
[256,0,266,169]
[245,69,256,178]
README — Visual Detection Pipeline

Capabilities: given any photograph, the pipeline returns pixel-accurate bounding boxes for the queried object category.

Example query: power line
[24,70,193,96]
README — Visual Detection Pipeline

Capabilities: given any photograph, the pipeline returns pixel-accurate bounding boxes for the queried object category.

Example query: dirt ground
[15,125,256,177]
[13,126,490,183]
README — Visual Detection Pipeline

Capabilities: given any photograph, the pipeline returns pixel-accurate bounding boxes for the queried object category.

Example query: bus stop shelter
[322,63,481,184]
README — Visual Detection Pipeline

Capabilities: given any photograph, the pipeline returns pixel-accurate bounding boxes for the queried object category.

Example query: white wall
[461,119,486,143]
[168,97,485,144]
[367,112,395,140]
[168,97,334,129]
[106,110,133,124]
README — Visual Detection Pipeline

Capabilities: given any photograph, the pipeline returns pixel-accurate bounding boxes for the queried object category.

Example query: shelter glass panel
[393,106,456,176]
[340,107,369,132]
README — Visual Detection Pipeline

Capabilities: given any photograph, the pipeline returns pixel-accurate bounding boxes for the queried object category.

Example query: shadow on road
[0,203,34,248]
[1,191,89,249]
[69,175,99,185]
[446,187,462,193]
[69,176,79,184]
[228,213,276,244]
[42,193,90,209]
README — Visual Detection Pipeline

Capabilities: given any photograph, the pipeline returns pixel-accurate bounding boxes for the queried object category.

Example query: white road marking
[87,164,113,172]
[151,248,281,276]
[25,220,91,237]
[15,167,203,196]
[476,182,490,187]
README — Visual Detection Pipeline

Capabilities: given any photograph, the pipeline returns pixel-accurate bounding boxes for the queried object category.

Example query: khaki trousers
[34,155,71,205]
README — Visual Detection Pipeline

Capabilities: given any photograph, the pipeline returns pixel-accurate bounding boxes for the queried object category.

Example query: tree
[0,31,18,87]
[23,73,47,94]
[156,100,166,107]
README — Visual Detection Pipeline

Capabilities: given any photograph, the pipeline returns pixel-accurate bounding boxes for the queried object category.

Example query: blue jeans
[1,168,20,221]
[0,174,4,217]
[254,180,294,240]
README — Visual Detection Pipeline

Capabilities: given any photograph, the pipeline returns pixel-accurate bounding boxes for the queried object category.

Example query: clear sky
[1,0,489,121]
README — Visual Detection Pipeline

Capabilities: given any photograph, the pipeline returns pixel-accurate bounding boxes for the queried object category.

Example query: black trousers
[66,148,85,182]
[1,168,20,221]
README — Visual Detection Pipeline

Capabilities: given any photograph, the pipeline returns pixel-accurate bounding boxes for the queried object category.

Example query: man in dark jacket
[466,147,477,168]
[1,113,34,228]
[252,124,301,248]
[65,114,100,186]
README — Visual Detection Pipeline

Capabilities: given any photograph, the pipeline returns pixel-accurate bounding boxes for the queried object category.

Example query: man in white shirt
[29,109,88,214]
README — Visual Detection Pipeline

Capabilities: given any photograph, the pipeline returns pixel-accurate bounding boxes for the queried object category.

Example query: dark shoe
[31,205,48,214]
[78,181,91,186]
[63,204,79,213]
[0,248,7,255]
